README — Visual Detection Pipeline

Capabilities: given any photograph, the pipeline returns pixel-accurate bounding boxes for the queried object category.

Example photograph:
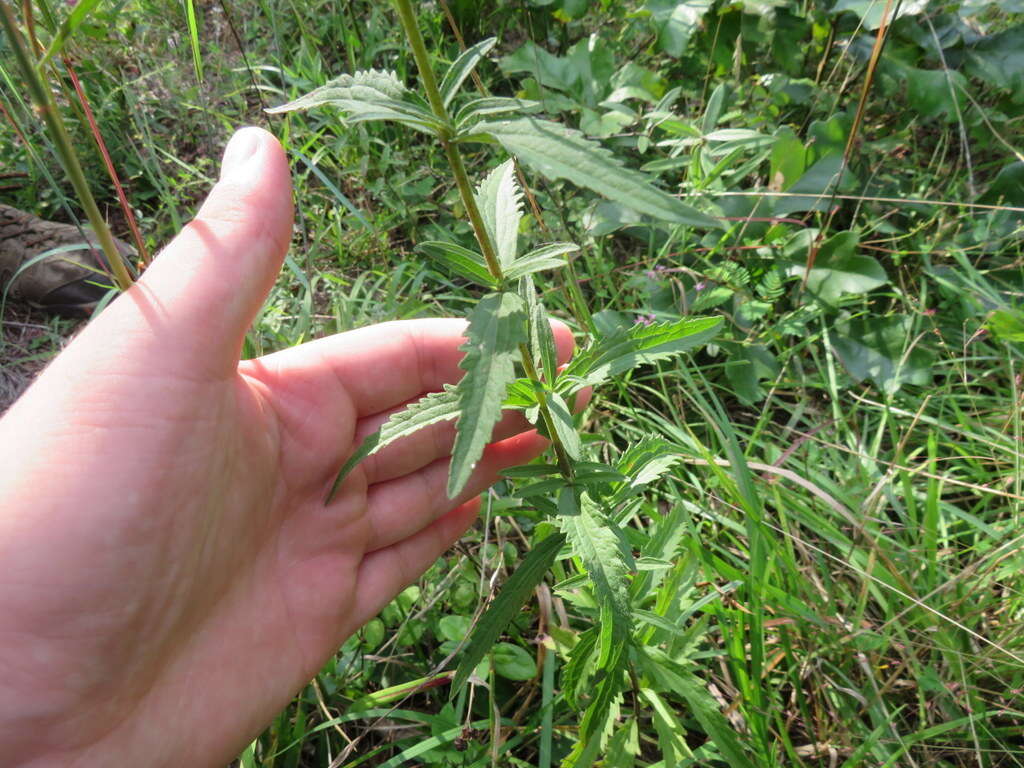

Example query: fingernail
[220,127,261,182]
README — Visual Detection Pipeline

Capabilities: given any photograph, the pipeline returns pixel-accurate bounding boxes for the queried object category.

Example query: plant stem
[0,1,133,291]
[520,343,575,480]
[393,0,577,482]
[392,0,503,283]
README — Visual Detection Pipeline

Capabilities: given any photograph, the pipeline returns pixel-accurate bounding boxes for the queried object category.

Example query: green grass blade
[38,0,103,67]
[451,532,565,694]
[184,0,203,83]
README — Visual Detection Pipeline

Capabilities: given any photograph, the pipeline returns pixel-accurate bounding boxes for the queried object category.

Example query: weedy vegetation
[2,0,1023,765]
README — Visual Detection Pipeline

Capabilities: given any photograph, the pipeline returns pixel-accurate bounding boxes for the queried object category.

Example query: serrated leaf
[562,628,599,709]
[559,494,632,637]
[520,276,560,383]
[579,634,627,743]
[475,160,522,268]
[505,242,578,281]
[325,387,460,503]
[558,317,722,393]
[439,37,497,108]
[451,532,565,693]
[611,438,681,504]
[267,69,407,111]
[470,117,721,229]
[455,97,541,130]
[332,103,444,136]
[640,687,693,763]
[267,69,445,136]
[640,653,750,768]
[417,241,497,288]
[449,292,528,498]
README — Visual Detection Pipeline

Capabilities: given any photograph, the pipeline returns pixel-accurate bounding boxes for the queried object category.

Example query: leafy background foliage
[2,0,1024,765]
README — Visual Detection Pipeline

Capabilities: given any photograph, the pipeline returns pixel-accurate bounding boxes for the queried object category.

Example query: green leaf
[641,653,750,768]
[505,242,578,281]
[451,532,565,693]
[504,377,541,408]
[558,317,722,393]
[492,642,536,680]
[266,70,444,136]
[579,626,627,742]
[268,69,406,111]
[449,292,528,498]
[640,687,693,762]
[521,277,560,383]
[831,0,928,30]
[39,0,104,67]
[325,387,460,503]
[647,0,715,58]
[470,117,721,229]
[988,308,1024,343]
[611,438,681,504]
[475,160,523,269]
[547,392,582,460]
[184,0,203,83]
[559,494,632,639]
[561,628,599,709]
[965,27,1024,95]
[455,97,541,130]
[785,231,888,304]
[439,37,497,108]
[769,125,808,190]
[831,314,935,394]
[772,153,856,216]
[417,241,498,288]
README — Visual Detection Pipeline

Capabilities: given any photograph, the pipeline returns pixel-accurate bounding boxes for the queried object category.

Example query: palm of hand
[0,129,567,767]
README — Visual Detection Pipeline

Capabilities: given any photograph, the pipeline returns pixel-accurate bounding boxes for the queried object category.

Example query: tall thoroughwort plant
[270,2,724,762]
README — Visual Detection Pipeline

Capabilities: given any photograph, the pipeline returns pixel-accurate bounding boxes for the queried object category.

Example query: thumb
[124,126,294,373]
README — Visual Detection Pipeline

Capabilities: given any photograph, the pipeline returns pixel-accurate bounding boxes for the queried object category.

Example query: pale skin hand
[0,127,574,767]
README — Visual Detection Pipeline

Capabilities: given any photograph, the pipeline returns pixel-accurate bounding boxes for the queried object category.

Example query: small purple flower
[637,312,656,326]
[645,270,657,280]
[694,281,707,292]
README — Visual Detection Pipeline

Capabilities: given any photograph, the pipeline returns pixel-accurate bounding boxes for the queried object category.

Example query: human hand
[0,127,574,767]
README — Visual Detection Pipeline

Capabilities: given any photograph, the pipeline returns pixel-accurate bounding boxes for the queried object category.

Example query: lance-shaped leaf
[559,495,632,746]
[468,117,722,229]
[546,391,581,460]
[505,242,578,281]
[451,532,566,694]
[559,494,632,639]
[455,97,540,130]
[475,160,522,269]
[558,316,722,394]
[519,276,559,384]
[267,69,444,136]
[448,292,528,498]
[417,241,498,288]
[439,37,497,108]
[610,438,682,505]
[325,387,461,503]
[640,652,751,768]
